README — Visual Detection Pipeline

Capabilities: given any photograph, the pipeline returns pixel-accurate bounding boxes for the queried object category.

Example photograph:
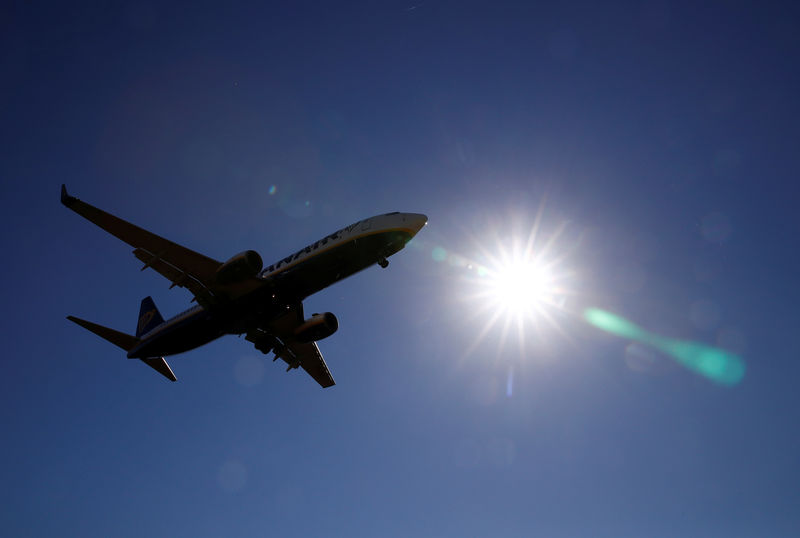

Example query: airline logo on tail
[136,297,165,338]
[138,310,156,335]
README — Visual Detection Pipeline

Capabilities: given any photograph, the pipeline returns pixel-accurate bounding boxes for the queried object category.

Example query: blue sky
[3,1,800,536]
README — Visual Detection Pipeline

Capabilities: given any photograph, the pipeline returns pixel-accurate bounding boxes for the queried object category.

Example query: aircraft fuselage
[127,212,426,359]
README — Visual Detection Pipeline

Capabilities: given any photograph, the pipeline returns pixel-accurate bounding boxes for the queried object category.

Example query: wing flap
[133,248,215,306]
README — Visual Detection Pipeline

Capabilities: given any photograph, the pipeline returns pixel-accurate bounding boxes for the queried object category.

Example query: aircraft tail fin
[136,296,165,338]
[67,315,139,351]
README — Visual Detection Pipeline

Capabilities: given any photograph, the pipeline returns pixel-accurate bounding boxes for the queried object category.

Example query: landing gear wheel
[378,258,389,268]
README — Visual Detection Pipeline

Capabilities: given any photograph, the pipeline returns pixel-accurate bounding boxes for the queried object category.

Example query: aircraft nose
[405,213,428,235]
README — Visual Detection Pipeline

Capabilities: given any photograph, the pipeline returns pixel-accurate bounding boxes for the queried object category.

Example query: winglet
[61,184,77,207]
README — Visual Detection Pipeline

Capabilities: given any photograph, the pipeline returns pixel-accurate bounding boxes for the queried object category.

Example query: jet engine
[293,312,339,343]
[216,250,263,284]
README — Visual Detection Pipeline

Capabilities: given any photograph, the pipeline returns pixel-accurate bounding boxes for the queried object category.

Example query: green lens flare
[583,308,745,385]
[431,246,447,262]
[583,307,648,340]
[652,338,746,386]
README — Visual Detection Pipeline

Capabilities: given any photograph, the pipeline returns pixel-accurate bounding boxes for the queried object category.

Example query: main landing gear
[246,331,277,354]
[245,330,300,372]
[378,257,389,268]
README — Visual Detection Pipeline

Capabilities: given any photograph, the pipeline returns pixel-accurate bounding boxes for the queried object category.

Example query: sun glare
[489,261,554,318]
[420,200,580,363]
[445,210,580,361]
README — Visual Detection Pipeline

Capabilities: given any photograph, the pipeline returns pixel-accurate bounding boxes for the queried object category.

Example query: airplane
[61,185,427,387]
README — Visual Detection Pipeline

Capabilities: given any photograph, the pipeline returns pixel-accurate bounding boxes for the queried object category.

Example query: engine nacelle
[293,312,339,343]
[216,250,263,284]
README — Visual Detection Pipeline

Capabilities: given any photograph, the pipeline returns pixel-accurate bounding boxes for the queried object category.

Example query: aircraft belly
[283,230,412,299]
[132,315,224,357]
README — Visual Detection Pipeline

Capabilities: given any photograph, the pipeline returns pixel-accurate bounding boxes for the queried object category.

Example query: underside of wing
[132,248,216,306]
[287,341,335,388]
[253,303,336,388]
[61,185,230,304]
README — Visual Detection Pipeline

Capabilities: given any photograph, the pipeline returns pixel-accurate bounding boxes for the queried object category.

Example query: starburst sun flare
[486,260,556,319]
[454,214,579,360]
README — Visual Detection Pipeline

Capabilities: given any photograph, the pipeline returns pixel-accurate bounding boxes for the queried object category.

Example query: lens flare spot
[432,246,447,262]
[583,308,745,385]
[234,355,265,387]
[217,460,247,493]
[584,308,646,340]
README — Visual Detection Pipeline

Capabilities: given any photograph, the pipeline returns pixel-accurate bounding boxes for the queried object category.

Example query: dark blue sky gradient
[3,2,800,536]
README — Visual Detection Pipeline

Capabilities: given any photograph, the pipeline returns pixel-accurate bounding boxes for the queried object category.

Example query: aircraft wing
[260,303,336,388]
[61,185,230,305]
[284,341,336,388]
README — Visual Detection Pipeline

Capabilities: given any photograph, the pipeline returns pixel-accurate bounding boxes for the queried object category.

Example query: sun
[471,240,565,333]
[446,213,578,361]
[487,260,555,319]
[419,201,580,363]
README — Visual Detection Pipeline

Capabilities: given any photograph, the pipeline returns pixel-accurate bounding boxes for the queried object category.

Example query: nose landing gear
[378,257,389,268]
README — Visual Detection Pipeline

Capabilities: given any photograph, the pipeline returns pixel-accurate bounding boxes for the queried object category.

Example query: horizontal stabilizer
[140,357,177,382]
[67,315,139,351]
